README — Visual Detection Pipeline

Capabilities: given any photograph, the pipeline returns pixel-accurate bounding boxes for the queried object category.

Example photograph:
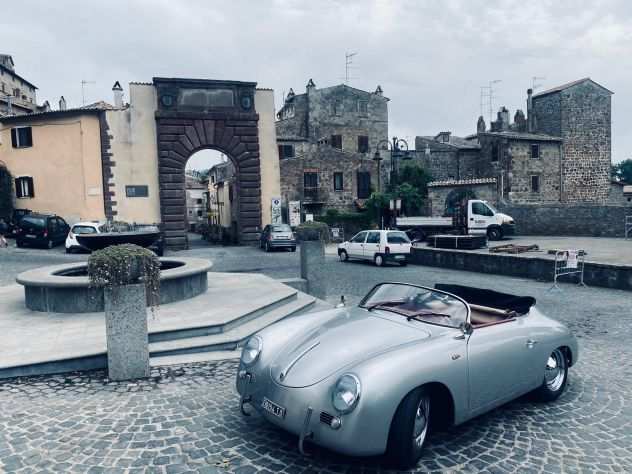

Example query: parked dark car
[135,224,165,256]
[7,208,31,237]
[16,213,70,249]
[259,224,296,252]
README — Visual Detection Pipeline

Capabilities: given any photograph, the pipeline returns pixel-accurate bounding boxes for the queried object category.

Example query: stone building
[415,78,612,210]
[276,80,388,214]
[185,174,207,232]
[0,54,46,116]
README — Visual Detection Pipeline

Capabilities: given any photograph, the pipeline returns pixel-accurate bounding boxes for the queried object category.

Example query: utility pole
[81,80,96,105]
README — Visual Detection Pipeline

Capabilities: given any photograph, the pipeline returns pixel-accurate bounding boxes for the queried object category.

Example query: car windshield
[272,225,291,232]
[360,283,468,328]
[72,225,97,235]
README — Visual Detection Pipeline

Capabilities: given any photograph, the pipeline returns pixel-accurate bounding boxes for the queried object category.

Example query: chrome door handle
[526,339,538,348]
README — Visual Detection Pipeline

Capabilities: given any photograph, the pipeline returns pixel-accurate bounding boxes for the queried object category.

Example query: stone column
[104,283,150,381]
[300,240,326,300]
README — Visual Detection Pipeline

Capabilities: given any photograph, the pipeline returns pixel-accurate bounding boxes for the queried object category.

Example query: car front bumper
[236,368,388,457]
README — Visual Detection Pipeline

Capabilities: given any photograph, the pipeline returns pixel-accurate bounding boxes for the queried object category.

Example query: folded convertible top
[434,284,536,314]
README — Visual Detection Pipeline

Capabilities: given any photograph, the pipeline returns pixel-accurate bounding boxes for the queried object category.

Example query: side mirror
[460,322,473,335]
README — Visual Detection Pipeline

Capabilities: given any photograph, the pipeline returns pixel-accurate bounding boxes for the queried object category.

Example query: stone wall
[279,143,377,212]
[498,203,632,237]
[559,83,612,203]
[532,93,561,136]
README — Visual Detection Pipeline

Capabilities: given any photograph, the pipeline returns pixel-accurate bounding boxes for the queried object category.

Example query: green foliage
[88,244,161,308]
[612,159,632,184]
[386,163,432,216]
[364,192,391,222]
[295,221,330,243]
[394,163,433,195]
[317,210,374,239]
[0,163,13,221]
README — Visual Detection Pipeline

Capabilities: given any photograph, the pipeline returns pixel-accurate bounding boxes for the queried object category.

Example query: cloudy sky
[4,0,631,164]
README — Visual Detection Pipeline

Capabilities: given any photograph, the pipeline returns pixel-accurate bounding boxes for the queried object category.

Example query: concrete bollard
[300,240,327,300]
[104,283,150,381]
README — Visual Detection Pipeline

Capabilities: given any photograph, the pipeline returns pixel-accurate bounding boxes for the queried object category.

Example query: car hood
[269,307,431,388]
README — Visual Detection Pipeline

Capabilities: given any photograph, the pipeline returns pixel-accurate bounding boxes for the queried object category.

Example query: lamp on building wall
[373,137,409,192]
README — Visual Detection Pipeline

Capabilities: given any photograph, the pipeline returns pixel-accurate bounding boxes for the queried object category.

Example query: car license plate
[26,234,36,239]
[261,397,286,419]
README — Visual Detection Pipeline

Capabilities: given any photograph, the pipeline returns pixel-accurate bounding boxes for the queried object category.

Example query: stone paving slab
[0,273,297,370]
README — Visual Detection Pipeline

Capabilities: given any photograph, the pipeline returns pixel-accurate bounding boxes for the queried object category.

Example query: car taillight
[43,230,48,237]
[385,246,390,254]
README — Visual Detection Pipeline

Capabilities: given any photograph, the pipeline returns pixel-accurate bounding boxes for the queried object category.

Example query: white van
[338,229,412,266]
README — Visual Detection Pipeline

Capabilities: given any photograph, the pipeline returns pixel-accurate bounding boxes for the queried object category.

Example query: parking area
[1,243,632,472]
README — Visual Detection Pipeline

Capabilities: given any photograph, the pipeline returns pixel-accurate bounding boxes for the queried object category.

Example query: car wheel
[16,239,23,248]
[487,227,502,241]
[339,250,348,262]
[533,348,568,402]
[46,239,54,249]
[65,246,73,254]
[374,254,384,267]
[387,387,431,469]
[291,246,296,252]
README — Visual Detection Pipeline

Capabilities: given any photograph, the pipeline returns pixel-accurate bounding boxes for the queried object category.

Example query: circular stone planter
[16,258,212,313]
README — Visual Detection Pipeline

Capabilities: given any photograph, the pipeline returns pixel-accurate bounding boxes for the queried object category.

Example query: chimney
[374,85,383,96]
[514,109,527,132]
[498,107,510,131]
[112,81,123,108]
[477,116,486,134]
[526,88,534,133]
[306,78,316,93]
[59,96,66,111]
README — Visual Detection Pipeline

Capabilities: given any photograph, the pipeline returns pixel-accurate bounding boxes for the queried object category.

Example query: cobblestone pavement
[2,246,632,472]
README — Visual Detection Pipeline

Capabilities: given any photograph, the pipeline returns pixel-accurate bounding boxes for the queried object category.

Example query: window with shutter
[331,135,342,150]
[11,127,33,148]
[15,176,34,198]
[303,172,318,188]
[333,172,343,191]
[357,171,371,199]
[357,135,369,153]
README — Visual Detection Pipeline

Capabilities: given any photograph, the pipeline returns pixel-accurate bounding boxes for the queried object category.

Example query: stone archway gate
[154,78,261,249]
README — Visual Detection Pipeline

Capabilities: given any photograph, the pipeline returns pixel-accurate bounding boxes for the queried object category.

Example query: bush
[88,244,161,308]
[295,221,330,243]
[316,210,373,240]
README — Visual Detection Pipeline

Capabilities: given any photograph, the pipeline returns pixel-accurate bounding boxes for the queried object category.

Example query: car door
[56,218,69,243]
[466,317,534,416]
[363,231,382,259]
[347,231,368,258]
[468,201,495,235]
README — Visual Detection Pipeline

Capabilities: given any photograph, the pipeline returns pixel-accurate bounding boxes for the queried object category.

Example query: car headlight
[332,373,361,414]
[241,336,262,366]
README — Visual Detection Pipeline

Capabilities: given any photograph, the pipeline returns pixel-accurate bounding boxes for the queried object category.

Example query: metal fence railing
[550,249,586,290]
[626,215,632,240]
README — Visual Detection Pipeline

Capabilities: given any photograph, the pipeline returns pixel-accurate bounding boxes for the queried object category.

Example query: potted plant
[87,244,160,381]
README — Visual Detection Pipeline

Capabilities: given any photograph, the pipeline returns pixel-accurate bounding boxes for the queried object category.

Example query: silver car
[236,282,578,468]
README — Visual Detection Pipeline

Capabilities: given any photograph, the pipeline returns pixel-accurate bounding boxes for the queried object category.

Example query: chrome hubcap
[544,349,566,391]
[413,397,430,448]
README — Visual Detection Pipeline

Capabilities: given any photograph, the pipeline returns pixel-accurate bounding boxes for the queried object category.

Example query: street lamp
[373,136,409,192]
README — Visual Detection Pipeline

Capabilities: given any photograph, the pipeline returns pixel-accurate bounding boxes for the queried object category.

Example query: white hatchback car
[337,229,412,266]
[65,221,105,253]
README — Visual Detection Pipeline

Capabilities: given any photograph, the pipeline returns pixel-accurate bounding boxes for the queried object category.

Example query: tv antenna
[81,80,96,105]
[481,80,501,123]
[532,76,545,91]
[344,52,358,84]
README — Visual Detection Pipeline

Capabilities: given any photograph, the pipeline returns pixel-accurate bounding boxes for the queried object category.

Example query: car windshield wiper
[365,300,406,312]
[406,311,452,321]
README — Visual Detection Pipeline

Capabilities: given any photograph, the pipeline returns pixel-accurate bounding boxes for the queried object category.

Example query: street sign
[289,201,301,227]
[271,197,282,224]
[305,214,314,222]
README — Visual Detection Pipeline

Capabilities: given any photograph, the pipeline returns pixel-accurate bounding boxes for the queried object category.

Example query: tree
[388,163,432,216]
[611,159,632,184]
[0,162,13,221]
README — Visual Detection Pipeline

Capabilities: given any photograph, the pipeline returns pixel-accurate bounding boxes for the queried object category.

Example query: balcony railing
[302,187,328,203]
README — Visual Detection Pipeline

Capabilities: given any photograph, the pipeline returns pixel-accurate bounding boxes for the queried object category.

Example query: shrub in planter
[88,244,161,308]
[295,221,330,243]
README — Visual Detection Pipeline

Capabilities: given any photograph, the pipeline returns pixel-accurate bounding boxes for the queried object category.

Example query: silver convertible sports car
[236,283,578,468]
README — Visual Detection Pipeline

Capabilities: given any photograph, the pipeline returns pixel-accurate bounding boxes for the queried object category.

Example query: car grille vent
[320,412,335,425]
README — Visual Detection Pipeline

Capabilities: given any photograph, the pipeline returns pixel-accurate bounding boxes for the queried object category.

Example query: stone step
[148,293,316,358]
[150,350,241,367]
[148,291,298,343]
